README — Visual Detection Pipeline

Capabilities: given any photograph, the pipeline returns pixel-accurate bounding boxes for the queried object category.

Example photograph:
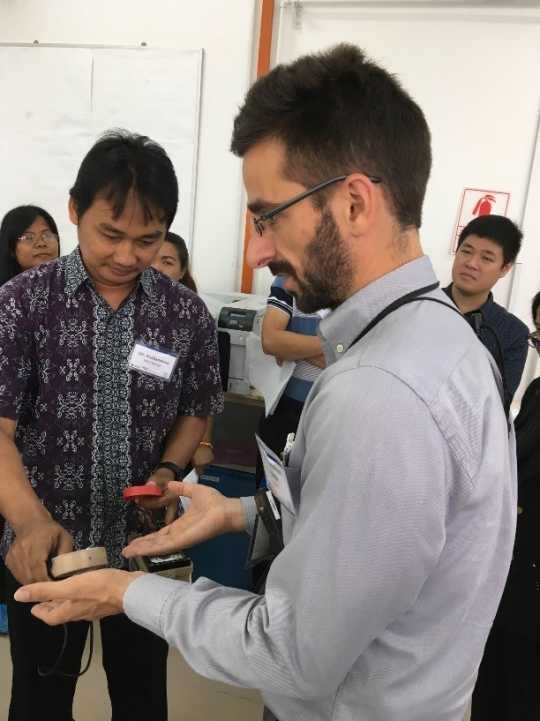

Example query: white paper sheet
[179,468,199,511]
[246,333,294,417]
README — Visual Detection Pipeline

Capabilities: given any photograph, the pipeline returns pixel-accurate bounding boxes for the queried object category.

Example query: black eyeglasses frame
[252,173,383,236]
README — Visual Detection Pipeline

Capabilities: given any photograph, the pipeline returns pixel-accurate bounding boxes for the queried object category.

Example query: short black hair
[231,43,431,229]
[70,129,178,227]
[457,215,522,265]
[0,205,59,286]
[532,291,540,322]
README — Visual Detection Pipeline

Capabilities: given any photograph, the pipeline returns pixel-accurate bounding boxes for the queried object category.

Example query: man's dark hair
[231,43,431,229]
[457,215,522,266]
[532,290,540,322]
[0,205,60,286]
[70,129,178,227]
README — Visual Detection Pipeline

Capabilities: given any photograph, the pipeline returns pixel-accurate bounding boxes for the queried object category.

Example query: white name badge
[128,342,179,381]
[255,434,296,515]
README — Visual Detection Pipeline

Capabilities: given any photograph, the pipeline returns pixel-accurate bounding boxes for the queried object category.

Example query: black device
[137,552,191,574]
[247,489,284,569]
[218,306,257,332]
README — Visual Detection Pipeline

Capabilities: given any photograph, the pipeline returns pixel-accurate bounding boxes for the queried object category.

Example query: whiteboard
[0,45,203,254]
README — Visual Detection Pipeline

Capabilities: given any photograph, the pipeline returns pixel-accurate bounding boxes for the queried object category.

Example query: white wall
[0,0,258,293]
[263,1,540,394]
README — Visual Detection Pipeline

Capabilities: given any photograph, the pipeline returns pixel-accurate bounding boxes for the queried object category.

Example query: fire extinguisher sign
[451,188,510,252]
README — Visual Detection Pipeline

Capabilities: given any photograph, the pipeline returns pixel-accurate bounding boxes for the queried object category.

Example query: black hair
[231,43,431,229]
[165,231,197,293]
[457,215,522,266]
[70,129,178,227]
[0,205,60,286]
[532,291,540,322]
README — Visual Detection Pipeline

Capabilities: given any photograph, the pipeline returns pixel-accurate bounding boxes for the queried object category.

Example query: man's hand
[6,518,73,585]
[135,468,180,524]
[140,467,174,496]
[191,444,214,476]
[123,481,246,559]
[13,569,142,625]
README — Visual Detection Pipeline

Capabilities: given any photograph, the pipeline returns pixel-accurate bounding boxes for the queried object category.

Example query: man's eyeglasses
[252,173,383,237]
[17,230,58,246]
[528,332,540,351]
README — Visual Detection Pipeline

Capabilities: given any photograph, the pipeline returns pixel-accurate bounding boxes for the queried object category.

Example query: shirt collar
[139,267,156,298]
[64,247,89,297]
[320,255,438,364]
[443,283,493,315]
[64,247,156,299]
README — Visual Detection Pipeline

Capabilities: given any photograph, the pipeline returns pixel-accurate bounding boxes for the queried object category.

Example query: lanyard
[349,282,460,348]
[348,281,509,422]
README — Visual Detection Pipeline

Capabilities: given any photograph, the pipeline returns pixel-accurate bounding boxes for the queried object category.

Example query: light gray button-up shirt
[124,256,516,721]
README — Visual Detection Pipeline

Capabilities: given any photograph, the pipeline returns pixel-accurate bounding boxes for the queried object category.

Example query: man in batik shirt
[0,131,223,721]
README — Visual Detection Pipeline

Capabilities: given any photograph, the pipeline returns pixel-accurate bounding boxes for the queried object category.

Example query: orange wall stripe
[240,0,275,293]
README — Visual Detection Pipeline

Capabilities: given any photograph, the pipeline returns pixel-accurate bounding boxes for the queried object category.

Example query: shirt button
[336,343,344,354]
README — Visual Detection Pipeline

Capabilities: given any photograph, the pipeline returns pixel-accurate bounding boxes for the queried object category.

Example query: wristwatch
[154,461,185,481]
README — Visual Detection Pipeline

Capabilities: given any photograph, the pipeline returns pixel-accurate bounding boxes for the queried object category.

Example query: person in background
[444,215,528,408]
[0,205,60,286]
[259,274,326,468]
[471,290,540,721]
[153,230,197,292]
[251,275,326,588]
[0,205,61,634]
[152,231,214,474]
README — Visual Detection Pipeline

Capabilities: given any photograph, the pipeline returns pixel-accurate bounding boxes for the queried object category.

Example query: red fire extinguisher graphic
[472,194,496,217]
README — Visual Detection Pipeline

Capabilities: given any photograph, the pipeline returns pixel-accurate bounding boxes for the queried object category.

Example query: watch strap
[154,461,185,481]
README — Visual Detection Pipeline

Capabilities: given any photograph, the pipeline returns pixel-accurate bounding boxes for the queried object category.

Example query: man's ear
[499,261,513,279]
[68,197,79,226]
[342,174,375,236]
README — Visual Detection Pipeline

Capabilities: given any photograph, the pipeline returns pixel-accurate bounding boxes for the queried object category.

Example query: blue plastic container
[188,465,255,590]
[0,603,8,634]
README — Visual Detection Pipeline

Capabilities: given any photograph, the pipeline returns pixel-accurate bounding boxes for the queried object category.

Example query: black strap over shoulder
[350,282,455,348]
[349,283,509,426]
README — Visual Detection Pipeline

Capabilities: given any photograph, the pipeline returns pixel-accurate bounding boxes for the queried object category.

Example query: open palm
[122,481,246,559]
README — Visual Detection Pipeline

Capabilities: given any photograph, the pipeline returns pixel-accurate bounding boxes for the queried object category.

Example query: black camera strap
[350,282,457,347]
[349,281,508,423]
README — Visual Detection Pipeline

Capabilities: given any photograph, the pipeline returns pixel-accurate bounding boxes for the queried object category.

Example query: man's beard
[269,208,353,314]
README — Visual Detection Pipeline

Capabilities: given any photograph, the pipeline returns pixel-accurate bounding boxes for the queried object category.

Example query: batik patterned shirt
[0,248,223,566]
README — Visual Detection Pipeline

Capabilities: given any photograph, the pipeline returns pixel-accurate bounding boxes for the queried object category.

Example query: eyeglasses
[252,173,383,236]
[528,332,540,350]
[17,230,58,246]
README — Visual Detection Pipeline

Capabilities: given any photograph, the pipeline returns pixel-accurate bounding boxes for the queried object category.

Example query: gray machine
[200,291,266,395]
